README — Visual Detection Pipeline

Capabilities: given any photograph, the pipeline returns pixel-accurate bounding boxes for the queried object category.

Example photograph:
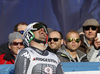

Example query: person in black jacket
[47,30,64,54]
[0,22,28,55]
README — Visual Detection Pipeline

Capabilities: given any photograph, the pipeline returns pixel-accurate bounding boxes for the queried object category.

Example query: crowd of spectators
[0,18,100,73]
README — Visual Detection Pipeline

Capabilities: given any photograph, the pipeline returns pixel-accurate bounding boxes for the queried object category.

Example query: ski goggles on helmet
[31,22,48,34]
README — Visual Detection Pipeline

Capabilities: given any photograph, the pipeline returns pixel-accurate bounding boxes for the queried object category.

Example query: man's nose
[40,28,45,31]
[17,44,21,48]
[72,40,76,43]
[89,27,92,32]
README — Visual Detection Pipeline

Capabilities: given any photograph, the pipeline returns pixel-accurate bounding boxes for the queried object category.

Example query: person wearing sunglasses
[56,30,88,62]
[47,30,64,54]
[15,22,64,74]
[0,22,28,55]
[78,19,100,62]
[14,22,28,36]
[0,32,24,64]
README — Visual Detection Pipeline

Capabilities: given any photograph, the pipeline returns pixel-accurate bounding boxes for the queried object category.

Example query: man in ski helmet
[15,22,64,74]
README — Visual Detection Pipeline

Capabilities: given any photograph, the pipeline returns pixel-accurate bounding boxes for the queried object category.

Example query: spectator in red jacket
[0,22,28,55]
[0,32,24,64]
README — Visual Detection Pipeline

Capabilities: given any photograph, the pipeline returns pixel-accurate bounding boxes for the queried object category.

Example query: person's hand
[94,37,100,49]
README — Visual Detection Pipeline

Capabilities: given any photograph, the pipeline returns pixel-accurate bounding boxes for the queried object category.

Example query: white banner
[65,71,100,74]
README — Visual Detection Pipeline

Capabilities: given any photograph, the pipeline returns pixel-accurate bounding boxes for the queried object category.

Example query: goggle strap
[33,38,46,44]
[28,31,35,43]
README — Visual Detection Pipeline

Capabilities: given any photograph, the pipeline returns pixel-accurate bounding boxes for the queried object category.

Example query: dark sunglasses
[18,31,24,35]
[10,42,23,46]
[32,23,48,34]
[83,26,97,31]
[67,38,80,43]
[48,38,61,42]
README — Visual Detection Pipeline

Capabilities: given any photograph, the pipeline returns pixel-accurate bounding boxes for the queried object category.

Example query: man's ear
[61,39,64,45]
[63,40,66,46]
[9,45,11,50]
[79,40,81,46]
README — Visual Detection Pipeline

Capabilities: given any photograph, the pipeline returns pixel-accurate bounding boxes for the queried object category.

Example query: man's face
[83,26,98,40]
[33,28,47,41]
[48,31,63,50]
[65,32,81,51]
[9,39,24,55]
[17,24,27,36]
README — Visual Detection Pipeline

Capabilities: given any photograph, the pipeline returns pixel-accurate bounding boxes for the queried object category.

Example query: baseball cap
[9,32,22,43]
[82,19,99,27]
